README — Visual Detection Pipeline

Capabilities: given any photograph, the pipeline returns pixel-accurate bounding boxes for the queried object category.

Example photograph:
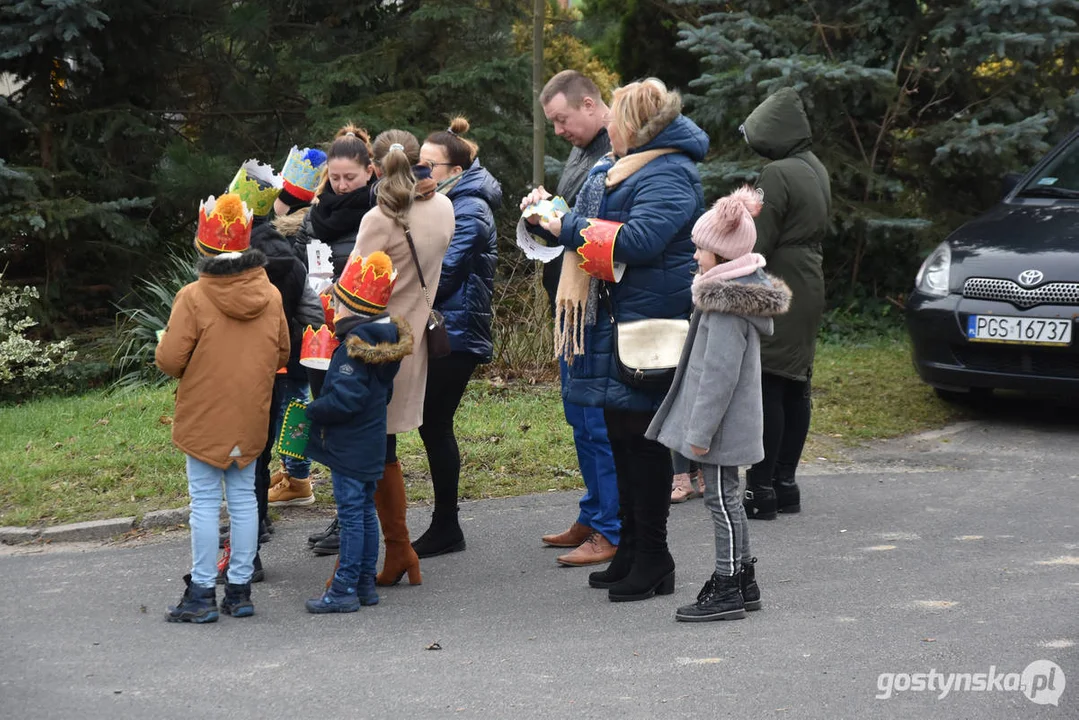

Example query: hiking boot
[670,473,700,503]
[166,574,218,624]
[268,475,314,507]
[306,578,361,614]
[675,572,746,622]
[308,517,339,547]
[311,524,340,556]
[357,574,380,607]
[411,507,466,558]
[743,485,778,520]
[740,557,762,611]
[220,582,254,618]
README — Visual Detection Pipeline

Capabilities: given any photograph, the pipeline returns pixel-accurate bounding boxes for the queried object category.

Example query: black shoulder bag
[403,228,451,359]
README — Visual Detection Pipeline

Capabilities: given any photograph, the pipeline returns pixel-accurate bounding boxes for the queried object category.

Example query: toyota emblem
[1017,269,1044,287]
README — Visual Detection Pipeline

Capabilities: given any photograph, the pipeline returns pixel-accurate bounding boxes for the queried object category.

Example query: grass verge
[0,337,961,526]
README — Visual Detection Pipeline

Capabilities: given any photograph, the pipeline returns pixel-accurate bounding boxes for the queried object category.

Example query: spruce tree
[678,0,1079,300]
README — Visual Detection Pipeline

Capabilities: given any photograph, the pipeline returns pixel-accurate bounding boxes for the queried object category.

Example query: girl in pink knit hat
[645,186,792,622]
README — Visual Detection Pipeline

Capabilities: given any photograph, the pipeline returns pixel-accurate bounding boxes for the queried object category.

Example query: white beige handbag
[612,317,689,390]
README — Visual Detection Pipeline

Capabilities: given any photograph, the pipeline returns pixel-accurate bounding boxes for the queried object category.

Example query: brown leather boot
[374,461,422,587]
[542,521,593,548]
[556,532,617,567]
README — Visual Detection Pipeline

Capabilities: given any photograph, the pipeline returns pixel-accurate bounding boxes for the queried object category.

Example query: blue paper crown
[281,146,328,200]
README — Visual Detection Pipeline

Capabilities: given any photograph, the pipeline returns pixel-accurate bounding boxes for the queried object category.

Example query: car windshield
[1021,135,1079,196]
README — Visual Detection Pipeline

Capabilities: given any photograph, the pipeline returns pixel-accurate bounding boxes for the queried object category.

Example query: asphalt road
[1,403,1077,719]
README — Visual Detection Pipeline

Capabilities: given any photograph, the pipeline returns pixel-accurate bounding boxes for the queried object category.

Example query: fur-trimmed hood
[343,316,414,365]
[272,206,311,238]
[692,269,791,328]
[196,248,267,276]
[194,248,276,321]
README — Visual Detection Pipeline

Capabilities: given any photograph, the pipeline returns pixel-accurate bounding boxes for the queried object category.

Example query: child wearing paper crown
[645,186,791,622]
[156,193,291,623]
[304,251,414,613]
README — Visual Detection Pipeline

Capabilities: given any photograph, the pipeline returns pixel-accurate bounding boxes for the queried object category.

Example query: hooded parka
[742,88,832,381]
[556,113,709,413]
[156,250,291,469]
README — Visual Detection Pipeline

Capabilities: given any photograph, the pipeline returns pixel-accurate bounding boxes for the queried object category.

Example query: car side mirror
[1001,172,1024,199]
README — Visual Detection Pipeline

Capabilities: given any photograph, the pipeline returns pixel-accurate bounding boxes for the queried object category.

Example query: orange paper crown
[576,218,626,283]
[334,251,398,315]
[299,324,340,370]
[319,292,336,331]
[196,193,253,256]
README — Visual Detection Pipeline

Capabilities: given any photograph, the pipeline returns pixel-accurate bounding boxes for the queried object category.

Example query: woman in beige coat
[350,129,454,586]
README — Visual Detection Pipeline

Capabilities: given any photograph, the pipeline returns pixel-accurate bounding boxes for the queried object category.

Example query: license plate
[966,315,1072,346]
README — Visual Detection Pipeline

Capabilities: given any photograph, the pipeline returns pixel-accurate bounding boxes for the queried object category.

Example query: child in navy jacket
[304,251,413,613]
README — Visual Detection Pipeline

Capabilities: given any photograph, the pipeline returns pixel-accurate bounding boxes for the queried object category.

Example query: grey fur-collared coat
[645,269,791,467]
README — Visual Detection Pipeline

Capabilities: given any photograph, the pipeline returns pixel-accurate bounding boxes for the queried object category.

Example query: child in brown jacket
[156,193,290,623]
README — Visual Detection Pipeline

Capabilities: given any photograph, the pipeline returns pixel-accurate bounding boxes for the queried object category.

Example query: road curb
[0,507,192,545]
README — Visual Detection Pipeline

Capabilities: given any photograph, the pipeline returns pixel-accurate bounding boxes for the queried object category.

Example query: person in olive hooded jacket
[739,87,832,521]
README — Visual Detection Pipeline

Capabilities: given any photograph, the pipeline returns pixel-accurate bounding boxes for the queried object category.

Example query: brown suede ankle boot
[375,461,422,586]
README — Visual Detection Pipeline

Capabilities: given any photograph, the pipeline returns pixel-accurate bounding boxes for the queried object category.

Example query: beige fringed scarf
[554,148,678,363]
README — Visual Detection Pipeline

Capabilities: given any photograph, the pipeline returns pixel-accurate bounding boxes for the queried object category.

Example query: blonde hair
[425,116,479,169]
[314,123,373,197]
[609,78,682,151]
[371,129,420,227]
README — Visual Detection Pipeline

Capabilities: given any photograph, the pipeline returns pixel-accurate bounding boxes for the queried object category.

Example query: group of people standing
[154,66,831,624]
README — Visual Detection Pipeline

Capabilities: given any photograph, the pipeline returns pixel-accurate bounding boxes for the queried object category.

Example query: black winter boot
[774,477,801,514]
[311,522,340,556]
[743,485,778,520]
[675,572,746,622]
[740,557,762,611]
[608,436,674,602]
[411,507,466,558]
[167,574,218,624]
[220,582,254,617]
[308,517,339,548]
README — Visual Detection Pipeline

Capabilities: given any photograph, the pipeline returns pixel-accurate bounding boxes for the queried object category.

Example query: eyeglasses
[421,160,455,168]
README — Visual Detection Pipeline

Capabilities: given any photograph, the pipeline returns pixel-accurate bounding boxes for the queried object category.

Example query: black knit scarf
[310,180,375,242]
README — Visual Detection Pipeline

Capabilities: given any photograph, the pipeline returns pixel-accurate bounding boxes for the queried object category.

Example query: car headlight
[915,242,951,297]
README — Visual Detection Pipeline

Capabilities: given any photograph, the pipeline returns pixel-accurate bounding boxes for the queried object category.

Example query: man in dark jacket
[740,88,832,520]
[522,70,620,566]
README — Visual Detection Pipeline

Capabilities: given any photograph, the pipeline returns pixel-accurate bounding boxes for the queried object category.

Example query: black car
[907,127,1079,397]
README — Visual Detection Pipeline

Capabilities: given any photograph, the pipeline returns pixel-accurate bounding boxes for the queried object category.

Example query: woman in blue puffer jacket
[537,79,708,603]
[412,116,502,557]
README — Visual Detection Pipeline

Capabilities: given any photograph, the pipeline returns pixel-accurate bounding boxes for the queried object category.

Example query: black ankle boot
[608,551,675,602]
[311,522,340,556]
[740,557,761,611]
[774,478,801,514]
[167,574,218,624]
[588,538,634,589]
[308,517,339,547]
[411,507,466,558]
[743,485,778,520]
[675,572,746,622]
[221,582,254,617]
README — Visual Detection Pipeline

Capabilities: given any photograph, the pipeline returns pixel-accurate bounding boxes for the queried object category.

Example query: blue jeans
[561,360,620,546]
[272,375,311,479]
[333,471,379,587]
[186,456,258,587]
